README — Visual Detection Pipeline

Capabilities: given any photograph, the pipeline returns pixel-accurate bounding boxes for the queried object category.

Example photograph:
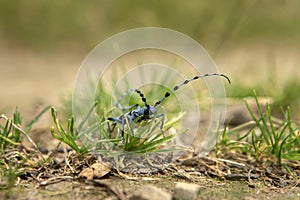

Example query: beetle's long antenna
[154,73,231,107]
[115,88,149,110]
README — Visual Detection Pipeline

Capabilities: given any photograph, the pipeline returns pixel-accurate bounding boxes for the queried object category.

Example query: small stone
[129,185,171,200]
[139,168,151,174]
[248,182,256,188]
[173,182,201,200]
[266,166,273,174]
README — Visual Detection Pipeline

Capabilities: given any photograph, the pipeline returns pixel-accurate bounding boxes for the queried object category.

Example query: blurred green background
[1,0,299,51]
[0,0,299,117]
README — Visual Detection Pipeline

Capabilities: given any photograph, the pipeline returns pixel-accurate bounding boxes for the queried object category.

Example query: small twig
[15,177,21,186]
[65,151,76,173]
[288,182,299,194]
[0,114,45,161]
[217,158,246,168]
[116,169,138,180]
[198,158,227,176]
[174,171,193,182]
[248,169,253,183]
[37,176,74,187]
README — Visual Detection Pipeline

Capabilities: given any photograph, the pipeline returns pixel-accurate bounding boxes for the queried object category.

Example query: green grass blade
[12,107,22,142]
[76,101,98,133]
[0,134,19,146]
[277,134,291,165]
[254,93,273,146]
[244,93,270,145]
[3,119,13,138]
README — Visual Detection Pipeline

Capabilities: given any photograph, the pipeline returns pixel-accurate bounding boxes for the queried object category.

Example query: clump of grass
[94,110,185,169]
[50,102,98,155]
[123,116,183,153]
[0,108,26,150]
[244,92,300,165]
[0,106,50,152]
[51,102,185,158]
[0,106,50,191]
[217,91,300,166]
[109,112,185,154]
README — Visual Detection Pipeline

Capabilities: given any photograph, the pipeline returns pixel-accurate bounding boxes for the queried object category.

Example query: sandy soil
[0,47,82,114]
[1,43,299,115]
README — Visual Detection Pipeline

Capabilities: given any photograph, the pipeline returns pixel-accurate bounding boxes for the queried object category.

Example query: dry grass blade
[217,158,246,168]
[0,114,44,161]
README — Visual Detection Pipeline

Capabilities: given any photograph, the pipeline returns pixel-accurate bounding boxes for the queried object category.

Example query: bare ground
[1,145,299,200]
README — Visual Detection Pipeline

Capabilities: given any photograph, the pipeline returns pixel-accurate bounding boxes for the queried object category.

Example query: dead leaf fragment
[79,162,111,180]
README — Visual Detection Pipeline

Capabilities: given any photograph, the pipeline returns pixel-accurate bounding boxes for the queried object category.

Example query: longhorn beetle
[107,73,231,144]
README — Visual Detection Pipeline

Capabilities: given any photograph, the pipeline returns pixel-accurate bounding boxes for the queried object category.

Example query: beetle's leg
[121,118,126,144]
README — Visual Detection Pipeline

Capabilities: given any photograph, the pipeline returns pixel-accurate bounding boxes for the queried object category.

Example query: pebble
[173,182,201,200]
[129,184,171,200]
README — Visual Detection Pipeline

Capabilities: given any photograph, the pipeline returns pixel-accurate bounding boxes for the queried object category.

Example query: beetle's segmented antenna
[134,89,149,107]
[115,88,135,110]
[115,88,149,110]
[154,73,231,107]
